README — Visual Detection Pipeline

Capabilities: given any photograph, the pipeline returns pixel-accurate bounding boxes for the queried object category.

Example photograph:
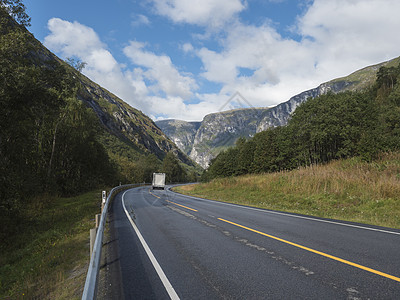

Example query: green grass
[0,190,105,299]
[175,153,400,229]
[331,56,400,91]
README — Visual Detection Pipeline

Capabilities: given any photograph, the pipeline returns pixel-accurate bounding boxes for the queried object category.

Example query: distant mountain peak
[157,55,400,168]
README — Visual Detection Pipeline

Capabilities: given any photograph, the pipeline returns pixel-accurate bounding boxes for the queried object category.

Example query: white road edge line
[168,189,400,236]
[122,190,180,300]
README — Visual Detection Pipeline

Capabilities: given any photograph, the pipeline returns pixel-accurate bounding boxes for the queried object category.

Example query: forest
[203,63,400,181]
[0,3,119,238]
[0,2,189,243]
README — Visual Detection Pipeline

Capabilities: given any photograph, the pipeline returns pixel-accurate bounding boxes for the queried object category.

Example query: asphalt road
[101,185,400,299]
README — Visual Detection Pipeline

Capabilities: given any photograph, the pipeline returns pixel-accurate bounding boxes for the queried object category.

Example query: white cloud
[44,18,104,57]
[192,0,400,108]
[150,0,246,28]
[131,14,151,27]
[123,41,198,98]
[298,0,400,70]
[43,18,206,121]
[44,18,134,104]
[195,21,317,107]
[44,18,120,76]
[43,0,400,122]
[151,92,237,121]
[182,43,194,53]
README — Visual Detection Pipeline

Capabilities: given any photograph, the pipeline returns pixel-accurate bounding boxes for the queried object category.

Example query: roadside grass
[0,189,105,299]
[175,153,400,229]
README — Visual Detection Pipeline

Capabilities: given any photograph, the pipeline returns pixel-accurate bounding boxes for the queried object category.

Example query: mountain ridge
[157,55,400,168]
[1,6,198,191]
[75,71,196,167]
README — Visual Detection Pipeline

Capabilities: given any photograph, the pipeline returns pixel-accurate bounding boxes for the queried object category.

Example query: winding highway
[100,185,400,299]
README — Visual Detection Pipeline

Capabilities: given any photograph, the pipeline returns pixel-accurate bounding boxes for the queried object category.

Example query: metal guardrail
[82,183,146,300]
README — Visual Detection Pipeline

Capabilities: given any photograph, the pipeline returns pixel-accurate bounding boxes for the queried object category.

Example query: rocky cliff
[157,56,400,168]
[155,119,201,154]
[188,108,270,168]
[76,74,195,166]
[157,108,270,168]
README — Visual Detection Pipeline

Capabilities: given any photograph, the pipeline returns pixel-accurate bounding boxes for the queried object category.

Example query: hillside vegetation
[0,190,105,299]
[0,2,196,243]
[176,153,400,229]
[0,4,117,235]
[203,62,400,180]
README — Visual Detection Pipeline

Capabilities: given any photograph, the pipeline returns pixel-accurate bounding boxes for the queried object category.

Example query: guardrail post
[90,228,97,256]
[101,190,106,212]
[95,214,101,228]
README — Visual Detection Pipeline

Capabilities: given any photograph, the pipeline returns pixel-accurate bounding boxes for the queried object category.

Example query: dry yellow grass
[175,153,400,229]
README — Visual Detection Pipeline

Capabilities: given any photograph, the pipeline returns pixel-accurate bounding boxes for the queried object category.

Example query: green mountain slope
[40,16,196,168]
[75,70,196,166]
[28,32,196,169]
[329,56,400,91]
[157,56,400,168]
[0,5,198,241]
[203,62,400,180]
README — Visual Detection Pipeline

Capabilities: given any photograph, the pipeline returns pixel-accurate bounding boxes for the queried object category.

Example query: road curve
[100,185,400,299]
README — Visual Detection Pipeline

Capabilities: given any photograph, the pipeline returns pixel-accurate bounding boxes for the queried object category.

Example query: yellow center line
[148,189,197,212]
[149,189,161,199]
[166,200,198,212]
[218,217,400,283]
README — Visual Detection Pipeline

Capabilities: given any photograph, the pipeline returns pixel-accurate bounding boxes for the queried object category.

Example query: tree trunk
[46,113,66,184]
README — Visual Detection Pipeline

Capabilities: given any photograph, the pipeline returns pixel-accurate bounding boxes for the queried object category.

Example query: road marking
[149,189,161,198]
[149,189,197,212]
[166,200,198,212]
[122,190,180,300]
[171,190,400,236]
[218,217,400,283]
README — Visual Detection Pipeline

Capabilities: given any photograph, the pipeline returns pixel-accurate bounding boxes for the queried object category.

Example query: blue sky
[24,0,400,121]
